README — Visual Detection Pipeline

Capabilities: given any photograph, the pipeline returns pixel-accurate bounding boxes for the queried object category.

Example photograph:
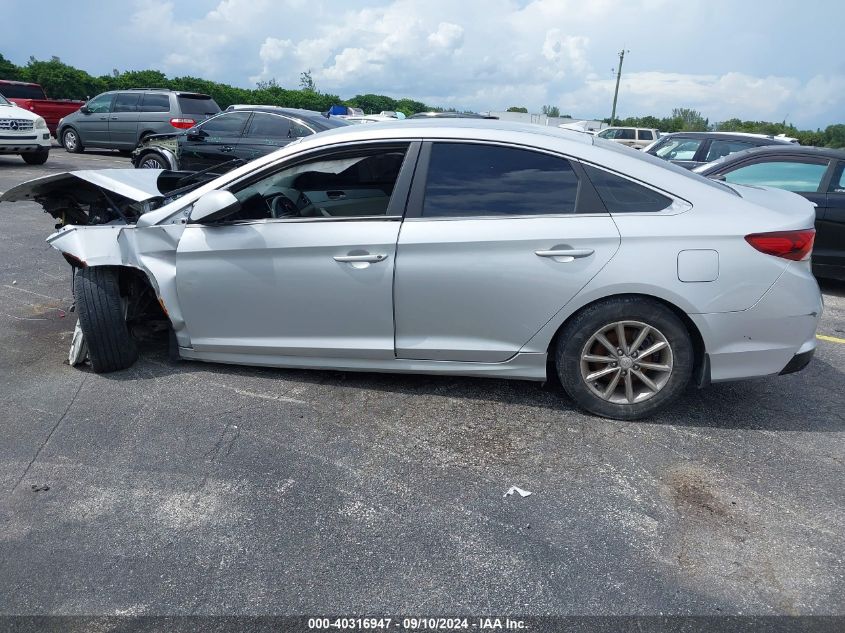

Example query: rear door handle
[333,254,388,263]
[535,248,594,260]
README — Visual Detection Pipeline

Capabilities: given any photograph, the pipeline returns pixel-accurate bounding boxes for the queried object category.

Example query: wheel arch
[544,292,708,388]
[135,147,177,170]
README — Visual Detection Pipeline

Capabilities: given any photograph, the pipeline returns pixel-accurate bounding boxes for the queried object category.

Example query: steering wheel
[269,193,300,218]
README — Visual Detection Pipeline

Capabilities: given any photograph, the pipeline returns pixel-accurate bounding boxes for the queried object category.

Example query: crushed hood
[0,169,166,204]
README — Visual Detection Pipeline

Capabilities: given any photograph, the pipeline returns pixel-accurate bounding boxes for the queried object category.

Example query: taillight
[169,118,195,129]
[745,229,815,261]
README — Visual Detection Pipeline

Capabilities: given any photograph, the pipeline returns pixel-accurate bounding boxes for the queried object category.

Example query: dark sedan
[646,132,794,169]
[132,107,350,173]
[694,145,845,280]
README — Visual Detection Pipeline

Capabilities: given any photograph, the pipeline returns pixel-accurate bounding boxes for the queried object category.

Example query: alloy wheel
[579,320,674,405]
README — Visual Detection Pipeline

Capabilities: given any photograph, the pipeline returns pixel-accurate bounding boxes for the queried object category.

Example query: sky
[2,0,843,128]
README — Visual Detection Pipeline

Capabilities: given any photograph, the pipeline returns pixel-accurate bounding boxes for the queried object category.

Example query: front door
[175,142,418,358]
[394,141,622,362]
[179,111,251,172]
[77,93,113,145]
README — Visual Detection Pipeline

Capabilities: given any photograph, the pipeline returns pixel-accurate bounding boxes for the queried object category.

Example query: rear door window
[139,93,170,112]
[245,113,291,139]
[113,93,141,112]
[617,129,636,140]
[421,143,580,217]
[722,159,829,192]
[638,130,654,141]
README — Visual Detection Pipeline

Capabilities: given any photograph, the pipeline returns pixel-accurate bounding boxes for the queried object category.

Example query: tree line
[3,54,842,147]
[0,55,432,117]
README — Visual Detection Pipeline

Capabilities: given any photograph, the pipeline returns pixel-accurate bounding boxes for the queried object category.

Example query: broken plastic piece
[504,486,532,498]
[68,321,88,366]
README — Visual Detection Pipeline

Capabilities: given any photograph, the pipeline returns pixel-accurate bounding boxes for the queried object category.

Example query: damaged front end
[0,168,220,361]
[0,168,211,229]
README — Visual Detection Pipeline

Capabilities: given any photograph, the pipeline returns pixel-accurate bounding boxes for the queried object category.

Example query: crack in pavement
[11,374,87,493]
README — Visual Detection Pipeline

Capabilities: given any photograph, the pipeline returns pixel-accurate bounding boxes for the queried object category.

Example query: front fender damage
[48,223,190,346]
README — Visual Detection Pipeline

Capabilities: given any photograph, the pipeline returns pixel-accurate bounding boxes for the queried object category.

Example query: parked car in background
[646,132,794,169]
[2,121,822,420]
[694,145,845,280]
[56,89,221,154]
[132,106,350,172]
[595,127,659,149]
[0,79,84,136]
[328,105,365,117]
[0,92,51,164]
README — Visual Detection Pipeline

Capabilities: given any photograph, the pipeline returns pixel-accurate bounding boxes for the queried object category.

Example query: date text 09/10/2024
[307,617,527,630]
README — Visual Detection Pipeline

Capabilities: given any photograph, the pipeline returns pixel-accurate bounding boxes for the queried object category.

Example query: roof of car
[658,131,794,143]
[304,117,591,143]
[694,144,845,175]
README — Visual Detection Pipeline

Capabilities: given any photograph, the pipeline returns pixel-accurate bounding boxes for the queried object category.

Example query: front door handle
[333,254,388,263]
[535,248,594,260]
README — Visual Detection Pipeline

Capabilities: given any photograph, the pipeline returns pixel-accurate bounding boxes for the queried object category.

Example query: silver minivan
[57,89,221,154]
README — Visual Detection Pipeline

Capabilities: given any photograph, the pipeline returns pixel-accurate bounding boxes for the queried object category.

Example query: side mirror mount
[187,128,207,141]
[79,105,91,114]
[189,190,241,223]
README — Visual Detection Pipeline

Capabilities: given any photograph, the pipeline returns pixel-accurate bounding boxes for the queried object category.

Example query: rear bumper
[690,261,822,382]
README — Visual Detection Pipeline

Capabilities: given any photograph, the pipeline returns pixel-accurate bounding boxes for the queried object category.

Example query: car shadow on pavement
[93,331,845,433]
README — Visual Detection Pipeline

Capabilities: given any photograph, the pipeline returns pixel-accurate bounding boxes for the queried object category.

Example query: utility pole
[610,48,628,126]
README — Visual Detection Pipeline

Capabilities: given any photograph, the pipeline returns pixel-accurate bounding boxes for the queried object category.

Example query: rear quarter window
[584,165,673,213]
[177,96,221,116]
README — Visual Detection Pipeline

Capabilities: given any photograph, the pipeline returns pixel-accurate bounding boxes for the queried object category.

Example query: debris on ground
[504,486,532,498]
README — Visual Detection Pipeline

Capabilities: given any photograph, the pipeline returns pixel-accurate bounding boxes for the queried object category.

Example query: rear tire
[22,151,49,165]
[74,267,138,373]
[555,296,693,420]
[62,128,84,153]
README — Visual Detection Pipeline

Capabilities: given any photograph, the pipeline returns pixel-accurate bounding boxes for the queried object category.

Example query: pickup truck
[0,80,84,136]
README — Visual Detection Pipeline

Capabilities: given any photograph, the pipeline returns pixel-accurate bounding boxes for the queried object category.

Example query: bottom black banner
[0,616,842,633]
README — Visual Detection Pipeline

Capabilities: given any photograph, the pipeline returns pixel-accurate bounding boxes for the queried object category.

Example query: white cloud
[92,0,839,126]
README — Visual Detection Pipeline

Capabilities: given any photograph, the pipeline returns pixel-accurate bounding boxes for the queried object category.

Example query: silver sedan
[1,120,822,419]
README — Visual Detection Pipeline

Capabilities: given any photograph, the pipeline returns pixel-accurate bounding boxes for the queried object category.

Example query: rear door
[109,92,141,148]
[393,141,621,362]
[179,111,251,172]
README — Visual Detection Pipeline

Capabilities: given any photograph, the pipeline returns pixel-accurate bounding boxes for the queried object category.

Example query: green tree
[0,53,22,80]
[506,106,528,113]
[671,107,708,131]
[822,124,845,148]
[347,93,398,114]
[541,105,560,117]
[299,70,316,93]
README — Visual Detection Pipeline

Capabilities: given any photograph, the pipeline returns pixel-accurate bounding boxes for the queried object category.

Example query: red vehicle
[0,80,84,136]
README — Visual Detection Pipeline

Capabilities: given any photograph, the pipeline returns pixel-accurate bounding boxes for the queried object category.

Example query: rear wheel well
[546,293,706,387]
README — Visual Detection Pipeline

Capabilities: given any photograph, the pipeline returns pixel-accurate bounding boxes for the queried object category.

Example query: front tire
[62,128,84,153]
[22,151,49,165]
[74,267,138,373]
[136,152,168,169]
[556,297,693,420]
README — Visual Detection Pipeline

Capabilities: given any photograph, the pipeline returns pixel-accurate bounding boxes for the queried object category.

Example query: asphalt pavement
[0,146,843,617]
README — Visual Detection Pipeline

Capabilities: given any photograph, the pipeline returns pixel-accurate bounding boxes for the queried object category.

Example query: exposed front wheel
[556,297,693,420]
[62,128,84,153]
[74,267,138,373]
[137,152,168,169]
[22,151,49,165]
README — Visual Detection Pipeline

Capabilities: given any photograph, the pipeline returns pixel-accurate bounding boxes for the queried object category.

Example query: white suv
[0,93,51,164]
[596,127,659,150]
